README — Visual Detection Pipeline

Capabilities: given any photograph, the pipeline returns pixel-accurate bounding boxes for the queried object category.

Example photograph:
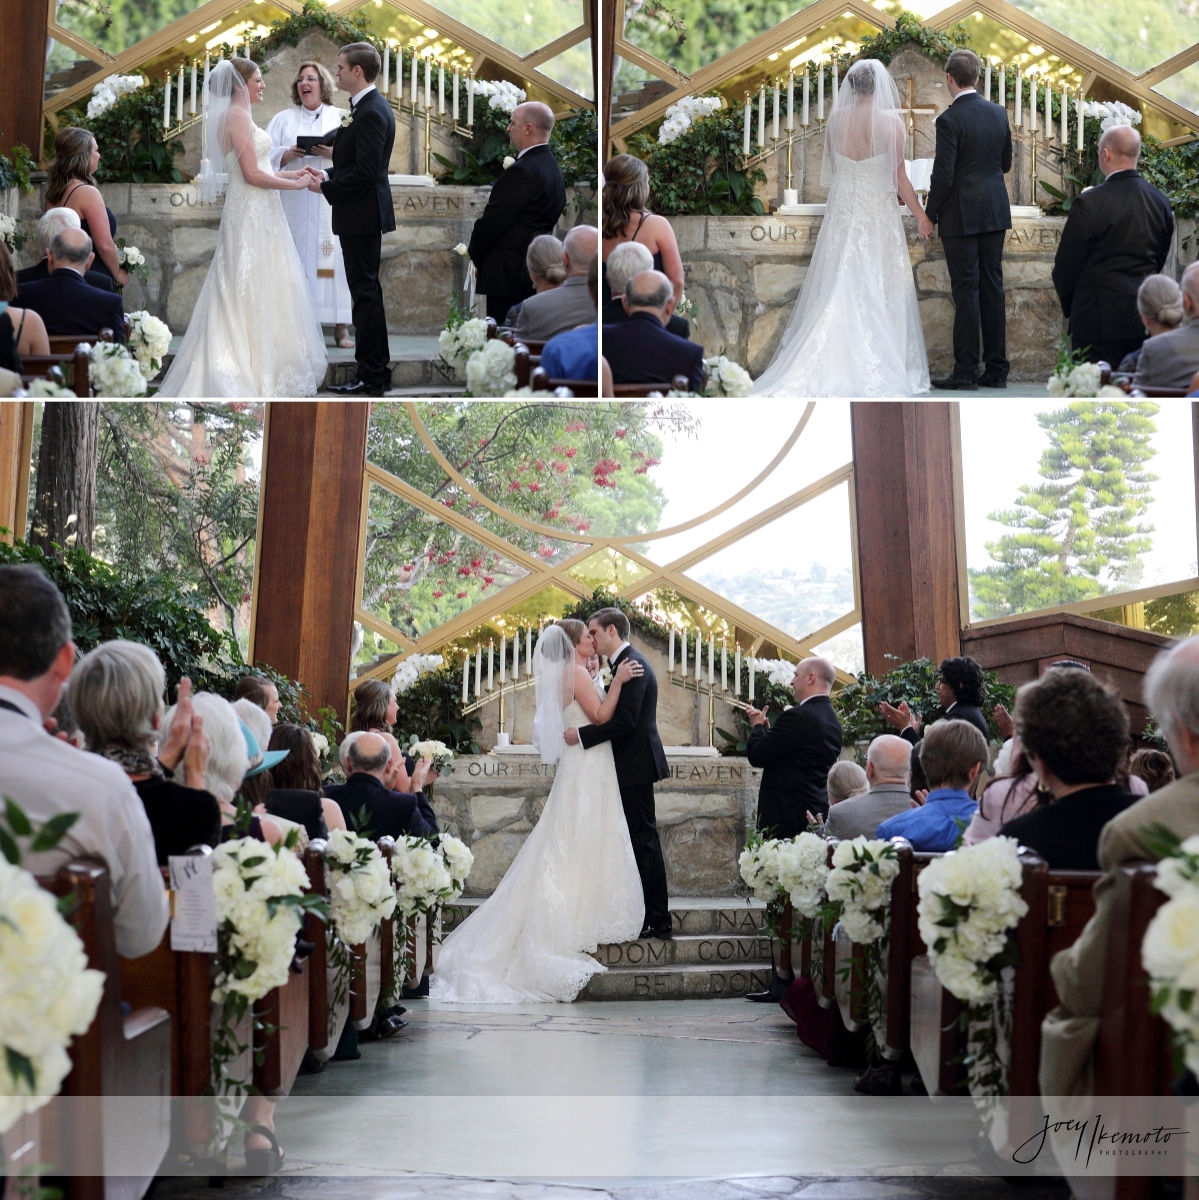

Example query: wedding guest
[1000,668,1137,870]
[68,642,221,863]
[266,722,347,837]
[1116,274,1184,374]
[16,207,117,292]
[231,698,306,846]
[879,655,990,746]
[17,229,126,342]
[602,270,704,392]
[601,355,614,397]
[601,154,684,315]
[44,125,128,285]
[0,243,48,370]
[826,760,868,806]
[1129,746,1175,793]
[824,735,913,840]
[962,744,1043,844]
[322,731,436,840]
[267,60,354,349]
[604,241,690,338]
[350,677,397,732]
[468,101,566,321]
[0,564,168,959]
[539,253,600,382]
[502,234,566,327]
[235,674,283,723]
[876,719,988,851]
[1133,260,1199,390]
[514,225,597,341]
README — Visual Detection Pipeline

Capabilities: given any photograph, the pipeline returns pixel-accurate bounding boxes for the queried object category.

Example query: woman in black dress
[0,242,48,373]
[45,126,128,286]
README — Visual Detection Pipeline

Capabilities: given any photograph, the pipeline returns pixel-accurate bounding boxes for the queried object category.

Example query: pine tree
[969,401,1159,619]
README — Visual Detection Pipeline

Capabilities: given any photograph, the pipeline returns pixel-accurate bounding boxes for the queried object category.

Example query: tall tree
[969,401,1159,619]
[29,402,99,555]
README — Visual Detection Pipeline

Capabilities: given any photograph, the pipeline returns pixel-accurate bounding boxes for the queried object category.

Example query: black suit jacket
[1000,783,1136,871]
[900,702,990,748]
[17,257,116,292]
[322,773,436,841]
[16,269,125,341]
[1051,170,1175,344]
[602,311,704,392]
[746,695,843,834]
[469,144,566,299]
[321,88,396,237]
[924,91,1012,237]
[265,787,328,840]
[577,644,669,789]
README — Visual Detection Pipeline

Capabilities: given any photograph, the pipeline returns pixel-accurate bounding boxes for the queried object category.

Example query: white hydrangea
[438,835,474,898]
[409,738,454,769]
[25,379,75,398]
[0,214,18,253]
[466,338,517,397]
[438,317,488,374]
[1082,99,1142,130]
[739,837,783,902]
[826,837,900,945]
[126,310,171,377]
[324,830,397,946]
[89,342,147,397]
[471,78,526,114]
[86,74,145,119]
[392,653,444,695]
[776,831,828,918]
[1047,360,1104,397]
[391,836,455,918]
[703,356,753,397]
[658,94,723,145]
[0,857,105,1134]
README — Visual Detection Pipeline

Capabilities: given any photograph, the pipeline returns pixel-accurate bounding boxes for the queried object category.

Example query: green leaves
[0,797,80,864]
[4,1046,36,1092]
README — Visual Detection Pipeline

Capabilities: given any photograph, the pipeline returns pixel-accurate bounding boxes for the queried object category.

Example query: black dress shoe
[328,379,386,396]
[978,373,1007,388]
[930,375,978,391]
[402,973,430,998]
[639,925,673,940]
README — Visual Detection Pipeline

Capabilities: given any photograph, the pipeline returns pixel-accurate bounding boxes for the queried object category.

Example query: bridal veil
[532,625,575,766]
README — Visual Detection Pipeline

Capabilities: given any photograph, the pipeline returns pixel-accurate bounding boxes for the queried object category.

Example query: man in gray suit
[823,735,913,840]
[513,225,597,342]
[1132,261,1199,390]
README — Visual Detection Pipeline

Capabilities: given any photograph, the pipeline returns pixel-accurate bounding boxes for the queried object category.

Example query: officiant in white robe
[266,61,354,347]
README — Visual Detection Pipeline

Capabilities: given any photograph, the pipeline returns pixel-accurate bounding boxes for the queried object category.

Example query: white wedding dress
[430,700,645,1003]
[157,124,328,397]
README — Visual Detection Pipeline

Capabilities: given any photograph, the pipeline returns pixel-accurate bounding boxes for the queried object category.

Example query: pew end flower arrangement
[389,834,473,985]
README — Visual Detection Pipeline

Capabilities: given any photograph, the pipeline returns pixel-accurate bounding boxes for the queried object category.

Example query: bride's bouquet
[126,311,172,378]
[116,239,149,283]
[89,342,147,397]
[408,738,455,770]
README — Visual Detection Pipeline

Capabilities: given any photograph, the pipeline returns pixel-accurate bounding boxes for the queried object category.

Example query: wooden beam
[851,402,962,675]
[4,0,50,157]
[46,22,113,67]
[252,402,370,729]
[1138,40,1199,89]
[520,23,590,72]
[0,402,35,541]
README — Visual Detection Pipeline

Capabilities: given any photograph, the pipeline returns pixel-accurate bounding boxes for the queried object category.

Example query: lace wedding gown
[430,700,645,1003]
[752,151,929,397]
[157,125,327,397]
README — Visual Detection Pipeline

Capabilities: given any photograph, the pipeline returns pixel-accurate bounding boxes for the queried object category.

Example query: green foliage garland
[392,665,481,754]
[48,87,183,185]
[250,0,378,58]
[0,145,34,194]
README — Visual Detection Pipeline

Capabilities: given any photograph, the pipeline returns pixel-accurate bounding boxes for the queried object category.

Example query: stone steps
[578,962,772,1001]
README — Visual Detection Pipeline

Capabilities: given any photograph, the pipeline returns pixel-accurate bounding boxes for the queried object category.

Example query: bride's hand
[613,659,643,685]
[917,212,935,240]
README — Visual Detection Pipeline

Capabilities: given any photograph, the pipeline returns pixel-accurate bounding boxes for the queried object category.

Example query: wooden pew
[530,366,598,397]
[253,957,309,1097]
[302,841,339,1062]
[21,350,90,397]
[610,375,688,399]
[46,328,115,356]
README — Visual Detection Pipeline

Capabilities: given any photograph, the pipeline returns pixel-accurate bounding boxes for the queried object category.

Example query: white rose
[503,156,515,169]
[1143,893,1199,984]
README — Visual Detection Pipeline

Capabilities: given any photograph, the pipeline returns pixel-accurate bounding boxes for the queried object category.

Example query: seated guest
[826,760,868,807]
[1117,273,1184,374]
[824,735,913,840]
[323,731,436,840]
[539,253,600,383]
[231,698,305,845]
[16,207,117,292]
[876,719,988,851]
[266,722,347,838]
[603,269,704,393]
[1133,260,1199,390]
[0,565,168,958]
[513,225,598,342]
[601,355,613,397]
[604,241,690,339]
[999,668,1137,870]
[0,242,49,371]
[963,745,1043,844]
[1129,746,1175,793]
[880,655,990,745]
[68,642,221,864]
[17,228,126,342]
[235,673,282,723]
[502,234,566,327]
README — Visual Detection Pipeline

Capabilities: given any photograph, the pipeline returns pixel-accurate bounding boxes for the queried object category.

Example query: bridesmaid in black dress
[45,126,128,287]
[0,242,48,374]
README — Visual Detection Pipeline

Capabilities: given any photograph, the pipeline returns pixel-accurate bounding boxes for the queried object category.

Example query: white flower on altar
[126,311,171,377]
[1082,99,1142,129]
[0,214,19,254]
[324,830,396,946]
[86,74,145,119]
[89,342,147,397]
[503,155,516,169]
[703,356,753,397]
[453,243,469,256]
[470,78,526,115]
[392,653,444,695]
[438,317,488,374]
[658,95,723,146]
[466,338,517,397]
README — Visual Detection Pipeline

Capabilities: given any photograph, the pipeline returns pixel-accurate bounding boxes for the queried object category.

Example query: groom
[311,42,396,397]
[924,48,1013,391]
[563,607,671,940]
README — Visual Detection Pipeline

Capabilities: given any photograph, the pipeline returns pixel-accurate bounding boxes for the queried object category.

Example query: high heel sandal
[242,1124,284,1176]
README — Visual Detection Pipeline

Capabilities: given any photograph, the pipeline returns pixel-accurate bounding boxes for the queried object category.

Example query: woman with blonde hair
[503,234,567,325]
[1118,273,1185,374]
[266,60,355,349]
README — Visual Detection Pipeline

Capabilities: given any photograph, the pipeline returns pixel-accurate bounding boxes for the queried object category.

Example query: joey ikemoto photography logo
[1012,1112,1190,1169]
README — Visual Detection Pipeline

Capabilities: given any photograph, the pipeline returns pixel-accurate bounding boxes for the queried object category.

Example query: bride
[157,58,329,397]
[430,620,646,1003]
[753,58,932,397]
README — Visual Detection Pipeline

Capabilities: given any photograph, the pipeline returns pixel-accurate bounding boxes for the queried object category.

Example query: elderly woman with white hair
[68,641,221,862]
[15,206,118,293]
[602,239,691,339]
[825,759,869,807]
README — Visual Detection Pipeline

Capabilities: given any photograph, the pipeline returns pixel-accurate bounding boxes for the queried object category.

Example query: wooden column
[850,402,963,677]
[600,0,620,161]
[0,401,34,540]
[250,402,370,726]
[1,2,49,158]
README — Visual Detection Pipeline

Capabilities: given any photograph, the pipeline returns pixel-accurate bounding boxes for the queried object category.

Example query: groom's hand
[563,728,581,746]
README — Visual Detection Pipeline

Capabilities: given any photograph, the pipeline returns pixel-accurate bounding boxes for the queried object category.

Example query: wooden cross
[900,74,939,161]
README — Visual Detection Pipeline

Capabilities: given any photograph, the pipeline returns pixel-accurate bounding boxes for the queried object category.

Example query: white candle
[668,627,675,673]
[190,62,197,114]
[164,72,171,129]
[424,57,431,109]
[513,630,519,680]
[467,75,474,125]
[439,65,445,115]
[1077,92,1084,151]
[1045,76,1052,140]
[832,57,838,100]
[487,640,493,691]
[735,646,741,698]
[1029,75,1037,132]
[695,629,702,680]
[984,59,991,102]
[204,54,210,93]
[500,634,506,683]
[721,643,727,691]
[177,66,184,123]
[462,654,469,704]
[412,50,419,104]
[453,70,459,120]
[382,46,389,95]
[1015,67,1022,126]
[787,72,794,130]
[1061,85,1068,145]
[743,95,750,155]
[526,626,532,675]
[757,85,765,148]
[708,635,714,685]
[772,79,780,140]
[474,645,481,697]
[748,657,755,703]
[802,71,809,126]
[999,63,1006,112]
[818,61,825,121]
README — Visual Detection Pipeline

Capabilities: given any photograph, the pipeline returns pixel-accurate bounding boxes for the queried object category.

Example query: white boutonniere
[503,155,515,169]
[340,110,354,128]
[453,242,469,256]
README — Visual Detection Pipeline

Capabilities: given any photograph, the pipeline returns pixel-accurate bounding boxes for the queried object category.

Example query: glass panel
[682,481,855,643]
[1090,589,1199,639]
[934,12,1084,89]
[627,585,737,642]
[611,57,666,109]
[534,38,593,101]
[362,484,530,640]
[563,547,653,590]
[44,40,100,95]
[1154,62,1199,117]
[353,628,404,675]
[415,0,583,57]
[53,0,213,58]
[811,622,864,677]
[349,6,471,73]
[961,401,1199,622]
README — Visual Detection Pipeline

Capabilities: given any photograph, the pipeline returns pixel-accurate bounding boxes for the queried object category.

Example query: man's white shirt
[951,88,977,103]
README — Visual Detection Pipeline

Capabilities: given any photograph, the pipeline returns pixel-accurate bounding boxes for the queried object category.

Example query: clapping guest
[513,225,598,342]
[602,270,704,393]
[0,243,48,372]
[539,253,600,383]
[824,735,913,840]
[1133,261,1199,390]
[68,642,221,863]
[16,207,117,292]
[879,655,990,746]
[323,731,436,840]
[604,241,690,339]
[601,155,684,313]
[17,228,126,342]
[502,234,566,327]
[1117,274,1185,374]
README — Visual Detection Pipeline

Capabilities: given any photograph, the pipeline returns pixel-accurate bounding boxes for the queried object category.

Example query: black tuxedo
[1052,169,1174,366]
[16,269,125,342]
[746,695,843,835]
[578,643,670,929]
[321,87,396,387]
[17,258,116,293]
[322,773,436,842]
[924,91,1013,381]
[602,312,704,392]
[468,143,566,320]
[1000,783,1136,871]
